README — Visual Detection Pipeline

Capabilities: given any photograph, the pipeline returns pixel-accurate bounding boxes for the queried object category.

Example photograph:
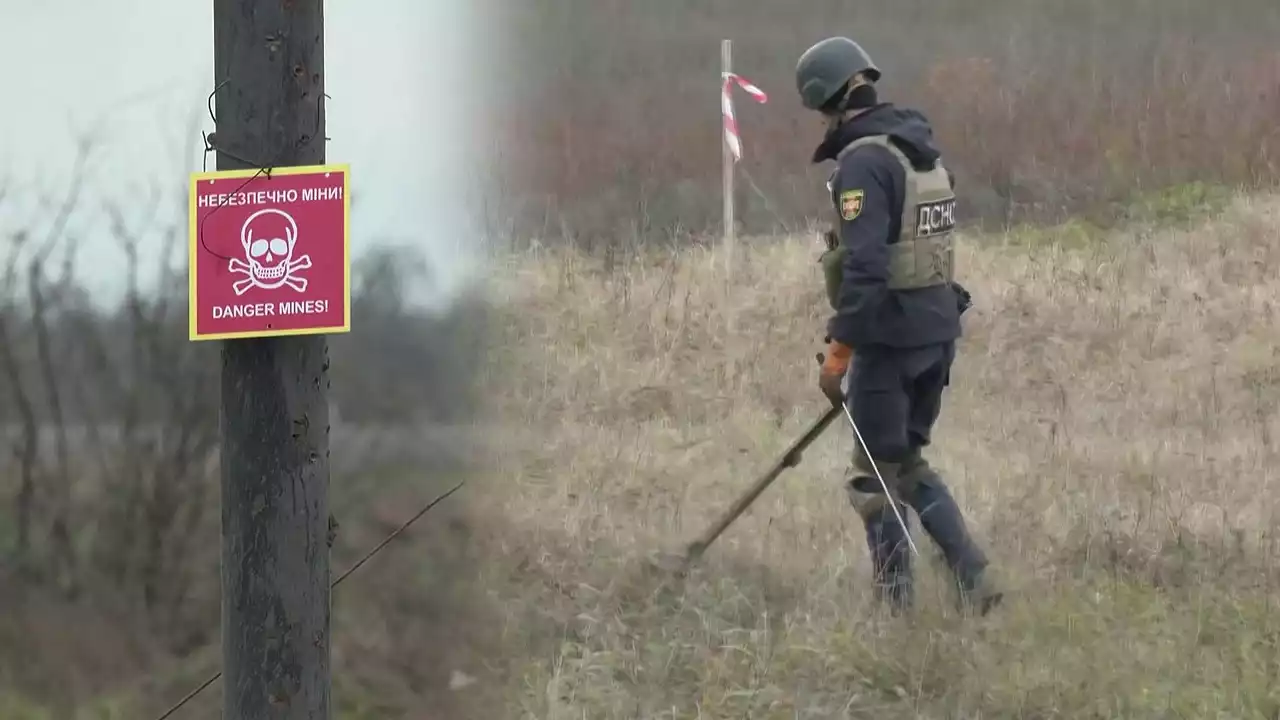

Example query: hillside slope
[34,197,1278,719]
[476,194,1280,717]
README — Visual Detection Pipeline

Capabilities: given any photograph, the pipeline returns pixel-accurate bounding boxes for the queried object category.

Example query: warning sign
[188,164,350,341]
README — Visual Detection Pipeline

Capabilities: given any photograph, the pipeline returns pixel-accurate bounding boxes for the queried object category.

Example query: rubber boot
[899,460,1003,615]
[845,463,913,612]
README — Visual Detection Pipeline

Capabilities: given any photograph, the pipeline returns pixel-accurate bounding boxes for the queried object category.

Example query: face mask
[843,83,878,110]
[821,82,879,131]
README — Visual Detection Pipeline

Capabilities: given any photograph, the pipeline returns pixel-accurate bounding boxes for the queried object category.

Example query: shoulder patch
[839,189,864,221]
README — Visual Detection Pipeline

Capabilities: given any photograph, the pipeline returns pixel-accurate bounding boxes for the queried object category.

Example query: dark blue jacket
[813,103,968,349]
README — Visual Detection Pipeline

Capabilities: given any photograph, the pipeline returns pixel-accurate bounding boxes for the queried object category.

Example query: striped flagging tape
[722,71,767,161]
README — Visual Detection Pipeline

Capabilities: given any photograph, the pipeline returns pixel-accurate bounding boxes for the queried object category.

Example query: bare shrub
[0,167,489,714]
[496,0,1280,247]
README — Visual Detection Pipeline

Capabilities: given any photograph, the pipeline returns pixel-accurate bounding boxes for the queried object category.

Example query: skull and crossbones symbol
[228,208,312,296]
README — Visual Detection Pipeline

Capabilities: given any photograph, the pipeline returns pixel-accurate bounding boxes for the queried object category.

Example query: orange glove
[817,339,853,407]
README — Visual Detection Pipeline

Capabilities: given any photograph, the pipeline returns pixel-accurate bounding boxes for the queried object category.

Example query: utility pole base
[221,336,331,717]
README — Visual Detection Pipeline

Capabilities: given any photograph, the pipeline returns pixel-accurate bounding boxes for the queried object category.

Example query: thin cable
[738,164,795,235]
[330,478,467,587]
[195,82,330,264]
[152,478,468,720]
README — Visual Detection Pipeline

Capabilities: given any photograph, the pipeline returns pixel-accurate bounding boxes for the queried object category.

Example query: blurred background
[0,1,494,717]
[499,0,1280,247]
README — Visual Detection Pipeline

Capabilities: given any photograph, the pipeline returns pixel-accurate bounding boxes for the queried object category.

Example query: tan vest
[820,135,957,310]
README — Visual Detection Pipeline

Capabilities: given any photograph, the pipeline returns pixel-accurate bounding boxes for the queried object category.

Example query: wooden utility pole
[212,2,331,718]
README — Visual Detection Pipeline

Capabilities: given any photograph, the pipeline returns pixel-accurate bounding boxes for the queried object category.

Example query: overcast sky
[0,0,490,308]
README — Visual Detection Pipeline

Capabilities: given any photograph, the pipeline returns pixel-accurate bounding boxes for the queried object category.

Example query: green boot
[956,565,1004,616]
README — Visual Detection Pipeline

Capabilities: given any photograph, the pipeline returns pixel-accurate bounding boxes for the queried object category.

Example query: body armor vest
[821,134,957,310]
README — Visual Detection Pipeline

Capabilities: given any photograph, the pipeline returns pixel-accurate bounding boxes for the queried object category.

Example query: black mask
[842,83,878,110]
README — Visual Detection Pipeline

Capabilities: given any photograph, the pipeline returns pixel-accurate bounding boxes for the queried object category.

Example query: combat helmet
[795,37,881,111]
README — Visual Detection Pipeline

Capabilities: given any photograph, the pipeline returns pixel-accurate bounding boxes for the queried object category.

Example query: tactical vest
[820,134,957,310]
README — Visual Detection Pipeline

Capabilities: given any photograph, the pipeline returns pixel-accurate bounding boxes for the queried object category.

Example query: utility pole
[721,38,735,281]
[212,1,330,718]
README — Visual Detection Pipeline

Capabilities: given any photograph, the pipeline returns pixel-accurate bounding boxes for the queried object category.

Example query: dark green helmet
[795,37,881,111]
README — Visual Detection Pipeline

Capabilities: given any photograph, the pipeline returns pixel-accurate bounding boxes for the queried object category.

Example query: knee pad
[844,460,901,521]
[845,478,889,520]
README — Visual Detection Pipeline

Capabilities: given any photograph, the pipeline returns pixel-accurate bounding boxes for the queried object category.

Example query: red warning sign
[188,164,350,341]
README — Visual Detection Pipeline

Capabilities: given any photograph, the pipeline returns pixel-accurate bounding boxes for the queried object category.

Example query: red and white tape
[722,72,767,161]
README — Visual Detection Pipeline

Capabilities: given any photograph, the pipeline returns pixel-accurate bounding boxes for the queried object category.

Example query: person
[795,36,1002,615]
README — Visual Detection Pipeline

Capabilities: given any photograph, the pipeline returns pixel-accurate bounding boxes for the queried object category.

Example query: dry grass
[469,194,1280,718]
[13,196,1280,718]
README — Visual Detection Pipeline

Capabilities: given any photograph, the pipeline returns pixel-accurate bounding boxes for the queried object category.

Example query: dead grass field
[9,195,1280,719]
[469,192,1280,718]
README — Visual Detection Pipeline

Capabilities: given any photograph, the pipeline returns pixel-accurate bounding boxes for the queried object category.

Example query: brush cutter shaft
[683,406,841,560]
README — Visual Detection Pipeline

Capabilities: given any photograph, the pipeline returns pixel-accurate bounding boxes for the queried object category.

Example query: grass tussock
[471,193,1280,718]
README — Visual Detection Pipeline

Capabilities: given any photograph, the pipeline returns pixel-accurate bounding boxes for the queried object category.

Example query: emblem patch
[839,189,864,221]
